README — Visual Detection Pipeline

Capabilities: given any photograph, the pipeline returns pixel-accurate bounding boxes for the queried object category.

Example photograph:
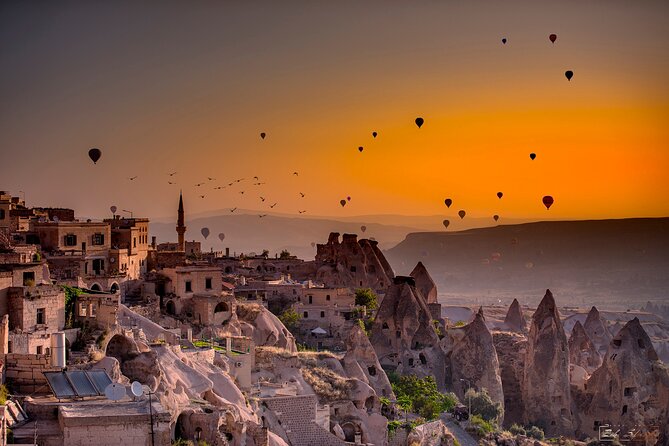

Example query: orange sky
[1,1,668,221]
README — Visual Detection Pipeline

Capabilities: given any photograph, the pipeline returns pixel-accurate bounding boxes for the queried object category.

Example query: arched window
[214,302,229,313]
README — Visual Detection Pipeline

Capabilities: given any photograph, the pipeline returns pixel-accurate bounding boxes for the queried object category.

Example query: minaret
[176,191,186,251]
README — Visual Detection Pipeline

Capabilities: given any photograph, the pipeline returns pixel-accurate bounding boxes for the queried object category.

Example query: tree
[355,288,378,310]
[61,285,83,329]
[465,388,503,423]
[278,308,301,334]
[389,374,458,421]
[279,249,291,259]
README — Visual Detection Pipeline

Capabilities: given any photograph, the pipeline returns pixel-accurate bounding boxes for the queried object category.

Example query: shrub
[390,374,458,420]
[453,321,466,327]
[526,425,545,440]
[466,414,494,438]
[509,423,526,436]
[0,384,8,405]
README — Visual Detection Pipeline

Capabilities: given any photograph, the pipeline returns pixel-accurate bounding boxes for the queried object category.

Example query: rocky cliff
[523,289,573,436]
[504,298,527,333]
[410,261,438,304]
[583,306,612,356]
[493,331,527,427]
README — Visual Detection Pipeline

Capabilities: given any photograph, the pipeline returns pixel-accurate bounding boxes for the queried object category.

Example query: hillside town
[0,189,667,446]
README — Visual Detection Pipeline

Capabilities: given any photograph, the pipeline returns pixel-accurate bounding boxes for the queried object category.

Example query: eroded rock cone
[568,320,602,373]
[583,306,612,356]
[343,324,395,400]
[410,261,438,304]
[504,298,527,332]
[523,289,573,436]
[370,276,446,389]
[449,309,505,409]
[575,318,669,439]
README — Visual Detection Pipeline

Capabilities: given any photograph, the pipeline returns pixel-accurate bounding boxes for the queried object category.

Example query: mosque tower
[176,191,186,251]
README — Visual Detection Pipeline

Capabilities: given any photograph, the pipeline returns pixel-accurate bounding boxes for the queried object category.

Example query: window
[326,294,330,301]
[622,405,628,415]
[23,271,35,286]
[0,209,4,219]
[320,311,325,318]
[303,311,308,318]
[92,259,104,275]
[7,341,12,353]
[205,278,212,290]
[350,266,356,273]
[92,233,105,245]
[36,346,43,355]
[64,234,77,247]
[36,308,45,325]
[613,339,622,347]
[637,339,645,349]
[91,304,97,317]
[133,237,137,248]
[308,295,313,304]
[624,387,635,397]
[79,302,87,317]
[185,281,192,293]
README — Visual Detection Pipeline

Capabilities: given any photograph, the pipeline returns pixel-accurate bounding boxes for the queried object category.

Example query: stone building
[74,291,120,330]
[104,216,150,280]
[7,284,65,355]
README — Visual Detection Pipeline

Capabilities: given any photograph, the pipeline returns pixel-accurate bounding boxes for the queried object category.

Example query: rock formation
[342,324,395,400]
[493,331,527,427]
[314,233,394,291]
[574,317,669,441]
[410,261,438,304]
[504,298,527,332]
[370,276,446,389]
[583,306,612,356]
[236,303,297,352]
[447,309,504,408]
[522,289,573,436]
[568,321,602,373]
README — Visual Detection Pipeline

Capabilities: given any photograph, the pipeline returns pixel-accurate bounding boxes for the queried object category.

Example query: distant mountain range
[384,218,669,310]
[149,208,533,259]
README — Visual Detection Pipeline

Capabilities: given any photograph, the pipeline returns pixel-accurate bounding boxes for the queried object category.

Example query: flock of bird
[86,33,567,242]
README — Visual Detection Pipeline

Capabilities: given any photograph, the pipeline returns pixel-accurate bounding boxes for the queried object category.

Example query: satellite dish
[104,383,126,401]
[131,381,143,397]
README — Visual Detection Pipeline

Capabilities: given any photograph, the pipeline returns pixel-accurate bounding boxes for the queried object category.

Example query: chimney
[225,247,230,257]
[151,236,156,248]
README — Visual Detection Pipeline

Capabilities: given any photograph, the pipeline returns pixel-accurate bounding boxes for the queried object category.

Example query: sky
[1,0,668,223]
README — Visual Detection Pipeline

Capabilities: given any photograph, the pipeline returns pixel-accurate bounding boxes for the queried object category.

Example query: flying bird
[292,172,298,176]
[199,195,205,199]
[228,182,234,186]
[258,214,268,218]
[230,208,237,213]
[214,186,225,190]
[195,183,205,187]
[299,192,305,198]
[253,176,259,180]
[168,172,177,176]
[270,203,278,208]
[128,176,138,181]
[208,177,216,181]
[235,178,244,182]
[239,191,245,195]
[260,197,266,202]
[298,210,307,214]
[168,181,175,185]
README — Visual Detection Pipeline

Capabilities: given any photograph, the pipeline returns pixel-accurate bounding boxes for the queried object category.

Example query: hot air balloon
[493,215,499,222]
[340,200,347,207]
[542,195,554,210]
[110,205,117,214]
[358,146,363,152]
[497,192,503,199]
[201,227,210,239]
[502,38,507,44]
[444,198,452,208]
[549,33,557,43]
[347,196,351,201]
[372,132,377,138]
[88,148,102,164]
[311,242,316,247]
[415,117,424,128]
[565,70,574,81]
[442,219,450,229]
[458,210,466,219]
[260,132,266,139]
[218,233,225,241]
[530,153,536,160]
[361,225,367,232]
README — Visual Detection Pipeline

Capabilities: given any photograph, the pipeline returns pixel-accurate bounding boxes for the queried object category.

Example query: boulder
[522,290,573,436]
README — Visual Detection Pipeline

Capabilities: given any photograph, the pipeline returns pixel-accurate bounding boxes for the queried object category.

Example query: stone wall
[8,284,65,332]
[5,353,61,394]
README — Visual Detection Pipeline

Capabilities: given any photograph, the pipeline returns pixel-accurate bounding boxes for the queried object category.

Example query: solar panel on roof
[43,370,114,399]
[66,371,98,397]
[87,369,113,393]
[44,372,76,398]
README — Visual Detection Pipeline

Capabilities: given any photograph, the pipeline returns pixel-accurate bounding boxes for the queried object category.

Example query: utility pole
[460,378,472,417]
[148,389,155,446]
